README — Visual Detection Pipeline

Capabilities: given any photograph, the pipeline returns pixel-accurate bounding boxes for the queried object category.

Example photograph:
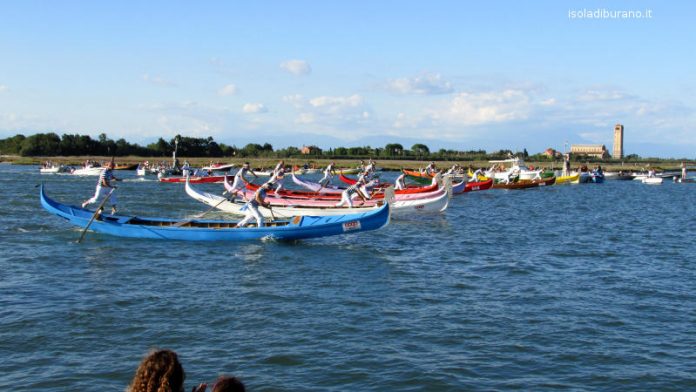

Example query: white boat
[485,157,542,182]
[71,166,104,176]
[642,177,663,185]
[201,163,235,171]
[185,179,449,218]
[40,165,63,174]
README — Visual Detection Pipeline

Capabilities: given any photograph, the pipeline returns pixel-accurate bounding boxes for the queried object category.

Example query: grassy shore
[1,154,689,172]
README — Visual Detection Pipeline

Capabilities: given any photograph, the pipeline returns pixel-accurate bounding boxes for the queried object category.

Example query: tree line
[0,132,653,162]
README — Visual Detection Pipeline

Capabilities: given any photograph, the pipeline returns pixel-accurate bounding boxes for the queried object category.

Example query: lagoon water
[1,164,695,391]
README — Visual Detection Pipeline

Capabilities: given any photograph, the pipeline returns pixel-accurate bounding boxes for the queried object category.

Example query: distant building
[543,148,561,158]
[570,144,609,159]
[613,124,624,159]
[300,145,322,155]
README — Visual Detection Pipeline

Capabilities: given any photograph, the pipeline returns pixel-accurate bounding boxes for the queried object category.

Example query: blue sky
[1,0,694,157]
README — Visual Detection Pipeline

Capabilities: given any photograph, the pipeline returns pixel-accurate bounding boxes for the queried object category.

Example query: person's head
[211,375,246,392]
[262,182,272,190]
[243,162,250,168]
[128,349,184,392]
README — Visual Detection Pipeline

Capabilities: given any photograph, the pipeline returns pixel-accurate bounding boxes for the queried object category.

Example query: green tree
[411,143,430,157]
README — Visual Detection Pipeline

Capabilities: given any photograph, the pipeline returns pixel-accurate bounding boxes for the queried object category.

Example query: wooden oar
[173,195,229,227]
[77,188,115,243]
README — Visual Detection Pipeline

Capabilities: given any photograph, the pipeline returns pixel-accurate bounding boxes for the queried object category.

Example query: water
[1,164,695,391]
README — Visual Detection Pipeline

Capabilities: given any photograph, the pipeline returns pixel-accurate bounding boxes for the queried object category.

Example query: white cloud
[436,89,532,126]
[242,103,268,113]
[577,89,629,102]
[284,94,370,126]
[218,84,238,96]
[309,94,363,110]
[386,73,454,95]
[142,73,176,87]
[280,59,311,75]
[0,84,7,92]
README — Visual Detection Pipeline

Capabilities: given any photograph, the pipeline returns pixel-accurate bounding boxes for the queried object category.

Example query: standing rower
[82,160,120,214]
[335,177,369,208]
[236,183,272,228]
[394,172,406,190]
[268,160,286,192]
[228,162,258,201]
[320,161,337,186]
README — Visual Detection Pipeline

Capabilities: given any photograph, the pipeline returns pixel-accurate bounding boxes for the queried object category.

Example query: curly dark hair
[128,349,185,392]
[211,375,246,392]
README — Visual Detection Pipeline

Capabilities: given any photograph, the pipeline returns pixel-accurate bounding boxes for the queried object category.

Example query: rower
[268,160,286,192]
[228,162,258,201]
[394,172,406,190]
[562,154,571,177]
[425,161,437,175]
[470,168,483,182]
[319,161,336,186]
[365,159,376,174]
[335,177,369,208]
[82,160,120,214]
[236,182,272,228]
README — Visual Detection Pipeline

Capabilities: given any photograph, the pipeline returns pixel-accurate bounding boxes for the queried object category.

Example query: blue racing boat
[40,184,390,241]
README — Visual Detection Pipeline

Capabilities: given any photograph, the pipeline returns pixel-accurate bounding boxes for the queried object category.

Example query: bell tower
[613,124,624,159]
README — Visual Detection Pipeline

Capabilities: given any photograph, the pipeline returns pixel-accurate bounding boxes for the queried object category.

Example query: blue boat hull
[40,185,390,241]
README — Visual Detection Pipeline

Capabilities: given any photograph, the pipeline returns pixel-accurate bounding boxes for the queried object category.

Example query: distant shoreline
[1,154,690,171]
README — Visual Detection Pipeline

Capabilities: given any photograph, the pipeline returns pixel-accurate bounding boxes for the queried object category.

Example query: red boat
[244,178,438,200]
[159,175,227,184]
[463,179,494,193]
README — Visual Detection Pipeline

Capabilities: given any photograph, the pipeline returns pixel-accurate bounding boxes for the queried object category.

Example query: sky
[0,0,695,157]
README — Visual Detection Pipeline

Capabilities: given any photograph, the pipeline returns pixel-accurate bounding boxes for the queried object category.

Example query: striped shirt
[99,168,114,187]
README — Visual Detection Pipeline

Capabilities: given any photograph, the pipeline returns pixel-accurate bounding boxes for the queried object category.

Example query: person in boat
[394,172,407,190]
[268,170,286,192]
[682,162,688,180]
[268,160,287,192]
[228,162,258,201]
[82,160,120,214]
[319,161,337,186]
[505,168,519,184]
[356,169,372,183]
[358,160,366,172]
[562,154,571,176]
[182,160,191,177]
[336,177,369,208]
[424,161,437,175]
[236,182,272,228]
[365,158,376,173]
[470,168,484,182]
[273,160,285,176]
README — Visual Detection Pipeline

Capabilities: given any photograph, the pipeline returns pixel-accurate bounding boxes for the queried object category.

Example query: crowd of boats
[39,157,693,243]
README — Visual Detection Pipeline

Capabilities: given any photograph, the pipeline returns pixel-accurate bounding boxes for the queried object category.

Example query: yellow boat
[555,173,580,184]
[467,169,489,181]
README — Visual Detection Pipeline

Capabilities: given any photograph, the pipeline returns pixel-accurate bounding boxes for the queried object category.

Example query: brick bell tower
[613,124,624,159]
